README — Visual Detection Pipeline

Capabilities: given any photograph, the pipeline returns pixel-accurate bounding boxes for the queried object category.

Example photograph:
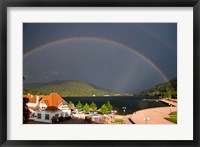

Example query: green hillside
[24,80,132,97]
[140,77,177,98]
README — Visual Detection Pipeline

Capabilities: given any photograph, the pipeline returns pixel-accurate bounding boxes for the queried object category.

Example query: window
[37,113,41,119]
[45,114,49,120]
[31,113,35,118]
[65,112,69,117]
[55,113,59,117]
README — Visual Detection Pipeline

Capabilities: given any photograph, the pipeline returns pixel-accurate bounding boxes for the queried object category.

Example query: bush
[51,116,58,124]
[23,97,31,124]
[58,117,64,122]
[65,116,72,120]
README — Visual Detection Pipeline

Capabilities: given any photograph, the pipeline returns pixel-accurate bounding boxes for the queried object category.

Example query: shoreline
[27,106,177,124]
[98,106,177,124]
[128,106,177,124]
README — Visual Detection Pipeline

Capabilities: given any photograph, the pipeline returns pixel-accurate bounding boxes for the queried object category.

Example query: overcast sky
[23,23,177,93]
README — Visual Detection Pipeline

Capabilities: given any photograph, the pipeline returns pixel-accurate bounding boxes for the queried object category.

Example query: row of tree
[140,77,177,98]
[67,101,113,114]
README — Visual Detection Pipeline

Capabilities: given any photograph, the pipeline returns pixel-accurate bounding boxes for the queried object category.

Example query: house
[24,93,71,123]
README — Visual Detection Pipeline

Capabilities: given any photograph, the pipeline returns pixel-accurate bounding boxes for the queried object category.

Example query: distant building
[114,94,120,96]
[24,93,71,123]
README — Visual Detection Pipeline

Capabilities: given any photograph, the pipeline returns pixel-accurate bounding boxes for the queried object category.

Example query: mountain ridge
[140,77,177,98]
[24,80,132,97]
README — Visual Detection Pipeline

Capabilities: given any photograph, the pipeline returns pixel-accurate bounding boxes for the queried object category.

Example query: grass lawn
[169,111,177,116]
[112,119,124,124]
[165,117,177,124]
[165,111,177,124]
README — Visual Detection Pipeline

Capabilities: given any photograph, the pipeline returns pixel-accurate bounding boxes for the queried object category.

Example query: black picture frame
[0,0,199,146]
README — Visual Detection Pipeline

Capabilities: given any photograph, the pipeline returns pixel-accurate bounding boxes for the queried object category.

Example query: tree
[163,91,171,98]
[68,101,74,109]
[90,102,97,111]
[76,101,83,109]
[83,103,90,113]
[23,97,31,123]
[99,104,108,114]
[105,101,113,111]
[171,90,177,98]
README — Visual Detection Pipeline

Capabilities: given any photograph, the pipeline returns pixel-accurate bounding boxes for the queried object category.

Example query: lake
[63,96,168,115]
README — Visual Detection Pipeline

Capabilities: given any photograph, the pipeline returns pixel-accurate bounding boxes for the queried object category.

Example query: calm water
[63,96,168,115]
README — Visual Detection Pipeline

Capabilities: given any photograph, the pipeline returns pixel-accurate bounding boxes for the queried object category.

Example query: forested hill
[23,80,132,97]
[140,77,177,98]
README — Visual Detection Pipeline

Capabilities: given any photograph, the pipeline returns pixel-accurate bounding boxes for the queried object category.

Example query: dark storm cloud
[23,23,177,93]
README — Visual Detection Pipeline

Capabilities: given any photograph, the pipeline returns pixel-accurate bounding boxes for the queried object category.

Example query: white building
[24,93,71,123]
[30,109,71,123]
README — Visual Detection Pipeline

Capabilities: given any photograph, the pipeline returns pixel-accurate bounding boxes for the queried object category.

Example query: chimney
[36,95,39,104]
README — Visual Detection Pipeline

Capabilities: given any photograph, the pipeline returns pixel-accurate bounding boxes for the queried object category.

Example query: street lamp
[122,107,126,124]
[143,117,150,124]
[169,104,173,112]
[122,107,126,114]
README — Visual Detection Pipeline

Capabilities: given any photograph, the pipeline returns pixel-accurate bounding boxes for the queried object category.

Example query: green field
[112,119,124,124]
[165,111,177,124]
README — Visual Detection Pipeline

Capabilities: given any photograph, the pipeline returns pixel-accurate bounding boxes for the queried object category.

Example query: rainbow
[23,37,170,82]
[136,25,176,52]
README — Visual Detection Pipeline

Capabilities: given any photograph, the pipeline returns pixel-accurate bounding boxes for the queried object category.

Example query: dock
[159,99,177,107]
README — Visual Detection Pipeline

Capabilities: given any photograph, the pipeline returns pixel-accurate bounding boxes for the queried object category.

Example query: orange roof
[24,93,65,111]
[38,93,65,111]
[29,105,40,110]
